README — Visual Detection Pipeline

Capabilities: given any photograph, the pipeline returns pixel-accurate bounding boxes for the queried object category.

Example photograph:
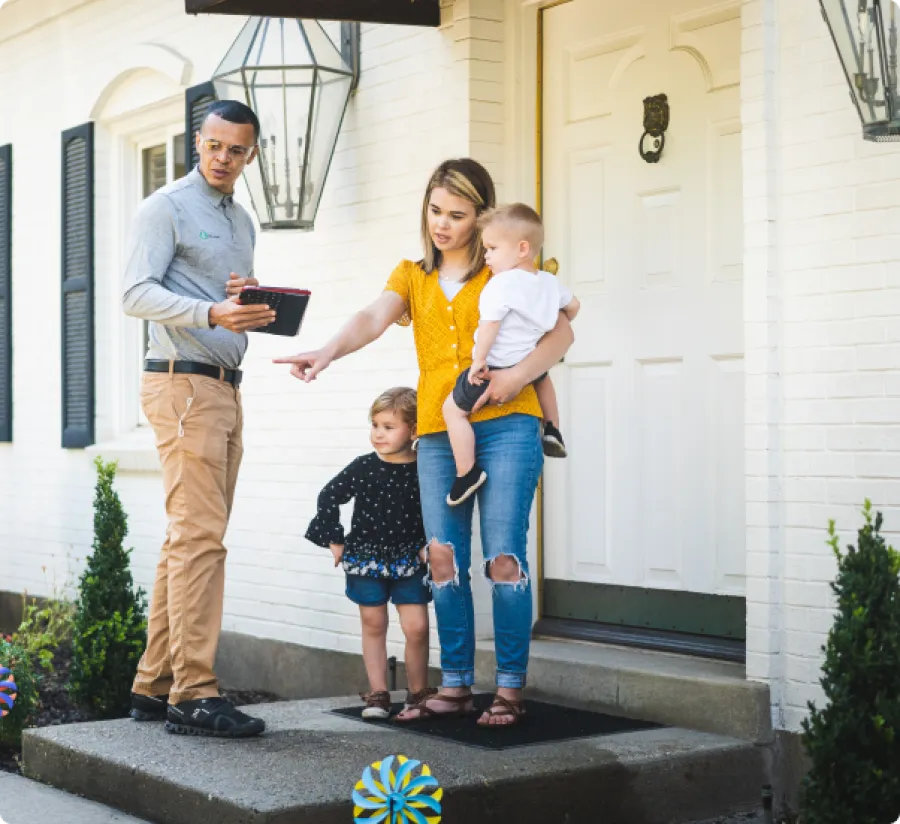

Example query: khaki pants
[132,370,243,705]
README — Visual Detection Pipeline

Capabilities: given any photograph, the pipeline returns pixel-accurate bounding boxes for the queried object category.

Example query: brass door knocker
[639,93,669,163]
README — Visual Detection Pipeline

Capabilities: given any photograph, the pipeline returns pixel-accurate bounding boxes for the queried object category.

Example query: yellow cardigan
[385,259,543,436]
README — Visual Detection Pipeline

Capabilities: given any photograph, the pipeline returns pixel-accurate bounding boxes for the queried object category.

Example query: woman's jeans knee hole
[425,540,459,588]
[484,554,530,592]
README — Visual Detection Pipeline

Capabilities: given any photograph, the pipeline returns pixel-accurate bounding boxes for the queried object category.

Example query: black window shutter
[185,82,217,171]
[0,145,11,442]
[61,123,95,449]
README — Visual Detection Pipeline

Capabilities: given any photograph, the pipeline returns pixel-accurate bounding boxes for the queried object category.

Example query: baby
[442,203,580,506]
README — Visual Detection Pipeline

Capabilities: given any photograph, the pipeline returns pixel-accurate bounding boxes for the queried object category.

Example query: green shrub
[800,500,900,824]
[0,636,38,749]
[13,592,75,673]
[69,458,147,719]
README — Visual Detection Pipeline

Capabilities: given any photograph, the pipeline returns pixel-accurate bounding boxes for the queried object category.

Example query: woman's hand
[273,349,334,382]
[470,365,528,413]
[273,292,407,383]
[225,272,260,299]
[330,544,345,567]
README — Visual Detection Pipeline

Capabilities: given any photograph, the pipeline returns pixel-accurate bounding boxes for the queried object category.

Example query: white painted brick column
[741,0,787,730]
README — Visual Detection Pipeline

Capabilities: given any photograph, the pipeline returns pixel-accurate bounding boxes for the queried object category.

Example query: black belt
[145,360,242,387]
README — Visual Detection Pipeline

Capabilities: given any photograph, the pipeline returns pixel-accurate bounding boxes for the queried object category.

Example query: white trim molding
[89,44,193,120]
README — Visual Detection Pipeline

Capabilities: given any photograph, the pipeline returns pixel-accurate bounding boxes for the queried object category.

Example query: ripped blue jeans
[418,414,543,689]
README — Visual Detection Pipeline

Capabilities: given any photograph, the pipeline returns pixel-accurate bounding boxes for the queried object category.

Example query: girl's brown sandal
[392,692,474,724]
[360,690,392,720]
[404,686,437,710]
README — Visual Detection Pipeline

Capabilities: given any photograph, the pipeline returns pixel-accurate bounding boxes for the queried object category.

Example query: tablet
[239,286,311,337]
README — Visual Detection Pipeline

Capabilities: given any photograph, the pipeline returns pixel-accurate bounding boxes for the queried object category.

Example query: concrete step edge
[475,645,773,743]
[23,719,768,824]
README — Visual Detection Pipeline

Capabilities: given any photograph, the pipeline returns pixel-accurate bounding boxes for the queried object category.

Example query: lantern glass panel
[303,71,353,222]
[247,67,315,227]
[213,18,263,78]
[300,20,349,72]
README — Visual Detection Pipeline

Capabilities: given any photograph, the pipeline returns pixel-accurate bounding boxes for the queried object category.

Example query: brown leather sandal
[360,690,391,720]
[476,694,526,727]
[404,686,438,710]
[392,691,474,724]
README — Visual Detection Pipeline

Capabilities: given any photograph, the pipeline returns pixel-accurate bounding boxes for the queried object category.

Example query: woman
[275,159,573,726]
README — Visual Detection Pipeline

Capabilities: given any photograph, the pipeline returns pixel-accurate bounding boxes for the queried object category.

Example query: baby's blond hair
[369,387,417,429]
[477,203,544,254]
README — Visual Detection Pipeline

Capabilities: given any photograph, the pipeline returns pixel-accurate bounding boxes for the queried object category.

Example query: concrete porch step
[22,695,766,824]
[0,772,151,824]
[476,638,772,743]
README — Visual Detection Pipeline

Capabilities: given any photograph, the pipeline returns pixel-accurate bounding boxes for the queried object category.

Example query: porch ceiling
[184,0,440,26]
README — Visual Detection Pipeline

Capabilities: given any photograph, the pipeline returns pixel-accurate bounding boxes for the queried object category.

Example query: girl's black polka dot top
[305,453,426,579]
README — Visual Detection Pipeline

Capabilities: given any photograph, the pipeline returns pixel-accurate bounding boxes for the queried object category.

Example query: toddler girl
[305,387,434,718]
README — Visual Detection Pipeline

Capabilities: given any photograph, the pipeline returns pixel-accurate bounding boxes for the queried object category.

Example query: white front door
[541,0,745,626]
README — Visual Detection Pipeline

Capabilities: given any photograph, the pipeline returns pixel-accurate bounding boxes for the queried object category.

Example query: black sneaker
[542,422,567,458]
[130,692,169,722]
[447,464,487,506]
[165,697,265,738]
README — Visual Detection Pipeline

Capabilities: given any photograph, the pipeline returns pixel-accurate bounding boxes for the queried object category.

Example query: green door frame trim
[541,580,746,640]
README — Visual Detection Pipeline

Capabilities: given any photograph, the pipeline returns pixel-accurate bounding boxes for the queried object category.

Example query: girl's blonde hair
[419,158,496,282]
[369,387,417,429]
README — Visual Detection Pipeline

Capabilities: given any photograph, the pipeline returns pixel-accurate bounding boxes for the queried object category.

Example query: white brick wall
[0,0,512,670]
[743,0,900,731]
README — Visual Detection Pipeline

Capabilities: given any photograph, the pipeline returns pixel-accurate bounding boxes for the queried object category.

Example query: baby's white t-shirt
[475,268,573,368]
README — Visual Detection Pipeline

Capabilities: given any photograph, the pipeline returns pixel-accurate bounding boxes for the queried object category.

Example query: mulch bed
[0,643,283,776]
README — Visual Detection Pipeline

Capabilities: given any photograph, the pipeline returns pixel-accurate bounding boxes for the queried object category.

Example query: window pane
[142,144,167,197]
[173,133,187,180]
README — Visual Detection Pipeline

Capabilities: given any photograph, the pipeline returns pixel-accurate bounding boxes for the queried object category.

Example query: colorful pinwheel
[353,754,442,824]
[0,667,16,718]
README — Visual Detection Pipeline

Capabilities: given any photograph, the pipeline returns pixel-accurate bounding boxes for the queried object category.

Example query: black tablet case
[240,286,311,336]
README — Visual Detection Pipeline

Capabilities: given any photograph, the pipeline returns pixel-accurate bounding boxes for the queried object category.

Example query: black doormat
[330,694,663,751]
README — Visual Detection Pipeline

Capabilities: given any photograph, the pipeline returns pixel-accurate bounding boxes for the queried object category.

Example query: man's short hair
[203,101,261,142]
[477,203,544,252]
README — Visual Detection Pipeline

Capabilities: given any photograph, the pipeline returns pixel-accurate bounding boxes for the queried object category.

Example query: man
[123,100,275,738]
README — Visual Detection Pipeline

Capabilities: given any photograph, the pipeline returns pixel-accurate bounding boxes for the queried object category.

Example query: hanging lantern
[820,0,900,140]
[211,18,358,229]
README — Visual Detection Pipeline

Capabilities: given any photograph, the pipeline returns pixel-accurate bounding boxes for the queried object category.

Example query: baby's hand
[330,544,345,567]
[468,360,487,384]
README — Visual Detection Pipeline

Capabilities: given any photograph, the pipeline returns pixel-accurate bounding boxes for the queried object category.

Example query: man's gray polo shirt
[122,168,256,370]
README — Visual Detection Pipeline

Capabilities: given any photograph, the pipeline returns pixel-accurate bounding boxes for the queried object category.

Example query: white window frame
[87,98,186,471]
[130,125,187,426]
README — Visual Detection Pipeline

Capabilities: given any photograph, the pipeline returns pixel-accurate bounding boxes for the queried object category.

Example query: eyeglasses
[199,137,256,160]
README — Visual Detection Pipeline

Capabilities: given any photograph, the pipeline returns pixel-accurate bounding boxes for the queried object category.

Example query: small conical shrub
[69,458,147,718]
[800,500,900,824]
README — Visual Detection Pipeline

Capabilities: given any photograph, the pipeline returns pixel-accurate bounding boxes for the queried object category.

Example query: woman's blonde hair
[419,158,496,281]
[369,387,418,430]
